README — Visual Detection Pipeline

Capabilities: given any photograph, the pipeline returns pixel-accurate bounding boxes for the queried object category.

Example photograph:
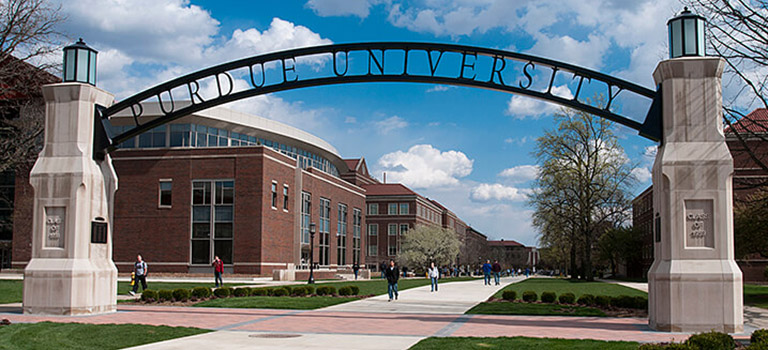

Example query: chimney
[383,172,386,184]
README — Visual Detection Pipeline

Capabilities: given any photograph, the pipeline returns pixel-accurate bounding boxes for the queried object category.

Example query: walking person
[385,259,399,301]
[482,260,492,286]
[212,255,224,288]
[428,262,439,292]
[129,254,148,296]
[380,261,387,279]
[492,260,502,286]
[353,262,360,280]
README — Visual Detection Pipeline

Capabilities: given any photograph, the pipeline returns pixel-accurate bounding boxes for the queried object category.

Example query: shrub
[558,292,575,304]
[521,291,537,302]
[292,286,308,297]
[158,289,174,302]
[633,296,648,310]
[752,329,768,345]
[749,343,768,350]
[577,294,595,306]
[304,285,315,295]
[262,288,275,296]
[338,286,354,296]
[502,290,517,301]
[684,331,735,350]
[140,289,158,302]
[594,295,611,308]
[316,286,337,296]
[540,291,556,303]
[611,295,635,309]
[764,266,768,281]
[272,288,288,296]
[251,288,269,296]
[191,287,211,299]
[232,287,250,297]
[213,287,231,298]
[349,285,360,295]
[637,344,667,350]
[172,288,190,302]
[279,286,292,295]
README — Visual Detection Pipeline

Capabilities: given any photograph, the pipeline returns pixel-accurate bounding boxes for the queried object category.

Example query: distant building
[461,226,488,267]
[631,186,654,279]
[487,239,540,270]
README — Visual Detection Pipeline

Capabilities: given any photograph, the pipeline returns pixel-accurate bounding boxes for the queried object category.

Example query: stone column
[648,57,743,332]
[23,83,118,315]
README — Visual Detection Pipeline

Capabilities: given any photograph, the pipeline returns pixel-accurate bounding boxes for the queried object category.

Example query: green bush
[349,285,360,295]
[272,288,289,297]
[338,286,354,296]
[262,288,275,296]
[522,291,537,302]
[633,296,648,310]
[637,344,667,350]
[594,295,611,308]
[213,287,231,298]
[250,288,269,296]
[172,288,190,302]
[191,287,211,299]
[749,343,768,350]
[140,289,158,302]
[502,290,517,301]
[158,289,174,302]
[611,295,636,309]
[577,294,595,306]
[684,331,735,350]
[305,285,315,295]
[316,286,337,296]
[232,288,250,297]
[540,291,557,303]
[292,286,308,297]
[279,286,292,295]
[558,292,575,304]
[752,329,768,345]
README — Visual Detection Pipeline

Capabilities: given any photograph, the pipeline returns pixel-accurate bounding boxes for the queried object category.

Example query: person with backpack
[129,254,148,296]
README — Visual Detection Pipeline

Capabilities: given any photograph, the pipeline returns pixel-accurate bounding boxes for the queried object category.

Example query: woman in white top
[428,262,440,292]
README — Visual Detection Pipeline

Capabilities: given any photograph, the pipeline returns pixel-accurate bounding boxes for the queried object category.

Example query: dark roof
[725,108,768,134]
[488,239,524,247]
[362,183,416,196]
[343,159,360,171]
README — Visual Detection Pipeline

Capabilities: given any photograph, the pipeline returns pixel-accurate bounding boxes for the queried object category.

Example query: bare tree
[398,225,461,273]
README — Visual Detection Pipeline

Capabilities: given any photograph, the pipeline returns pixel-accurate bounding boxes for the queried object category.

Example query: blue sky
[53,0,688,246]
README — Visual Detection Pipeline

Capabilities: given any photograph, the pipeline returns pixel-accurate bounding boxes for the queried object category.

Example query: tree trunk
[569,235,577,279]
[584,228,594,282]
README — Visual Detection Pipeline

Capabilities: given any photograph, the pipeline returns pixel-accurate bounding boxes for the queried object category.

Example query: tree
[686,1,768,191]
[398,225,460,272]
[733,190,768,259]
[0,0,64,174]
[597,225,644,277]
[529,107,636,281]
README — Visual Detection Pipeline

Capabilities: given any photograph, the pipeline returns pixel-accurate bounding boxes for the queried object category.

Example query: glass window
[388,203,397,215]
[353,208,361,265]
[283,185,289,211]
[399,203,409,215]
[159,181,172,207]
[367,203,378,215]
[337,203,348,265]
[388,224,397,236]
[368,224,378,236]
[271,182,277,208]
[301,192,311,244]
[191,180,234,265]
[319,198,331,266]
[400,224,408,236]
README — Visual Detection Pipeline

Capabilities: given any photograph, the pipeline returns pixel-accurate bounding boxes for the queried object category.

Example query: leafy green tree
[529,107,636,281]
[398,225,460,272]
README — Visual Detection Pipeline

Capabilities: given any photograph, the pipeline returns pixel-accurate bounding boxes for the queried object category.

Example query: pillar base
[23,258,117,316]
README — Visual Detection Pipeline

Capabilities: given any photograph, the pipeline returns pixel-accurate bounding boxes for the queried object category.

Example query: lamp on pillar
[63,38,98,85]
[308,223,316,284]
[667,7,706,58]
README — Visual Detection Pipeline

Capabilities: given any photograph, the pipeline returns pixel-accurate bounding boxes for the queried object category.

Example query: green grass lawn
[116,281,245,295]
[193,295,356,309]
[0,322,209,350]
[0,280,23,304]
[467,301,606,317]
[410,336,639,350]
[493,278,647,300]
[745,284,768,309]
[312,276,476,296]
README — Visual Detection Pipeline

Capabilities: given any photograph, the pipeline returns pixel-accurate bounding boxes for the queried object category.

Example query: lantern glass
[684,18,696,55]
[76,48,88,82]
[64,49,75,81]
[62,39,98,85]
[670,20,682,58]
[88,50,97,85]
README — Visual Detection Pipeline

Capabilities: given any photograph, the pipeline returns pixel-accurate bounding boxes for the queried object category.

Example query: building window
[388,224,397,236]
[271,182,277,208]
[283,185,289,211]
[368,224,378,257]
[399,203,409,215]
[319,198,331,266]
[191,180,234,265]
[353,208,361,265]
[337,203,348,265]
[169,124,191,147]
[388,235,397,256]
[399,224,409,236]
[139,125,167,148]
[367,203,378,216]
[301,192,311,244]
[388,203,397,215]
[158,180,172,208]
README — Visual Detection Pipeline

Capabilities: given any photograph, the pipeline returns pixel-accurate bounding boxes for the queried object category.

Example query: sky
[51,0,689,247]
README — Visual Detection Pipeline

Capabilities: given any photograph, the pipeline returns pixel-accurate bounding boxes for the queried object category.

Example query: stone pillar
[648,57,743,332]
[23,83,118,315]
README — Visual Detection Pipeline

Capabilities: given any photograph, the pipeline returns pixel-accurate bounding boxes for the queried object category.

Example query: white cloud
[374,116,409,134]
[345,116,357,124]
[426,85,454,93]
[499,165,539,183]
[505,85,573,119]
[306,0,381,18]
[632,167,652,183]
[470,183,529,202]
[527,33,610,70]
[377,144,473,188]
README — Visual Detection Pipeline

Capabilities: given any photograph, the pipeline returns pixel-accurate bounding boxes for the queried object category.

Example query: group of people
[128,254,227,296]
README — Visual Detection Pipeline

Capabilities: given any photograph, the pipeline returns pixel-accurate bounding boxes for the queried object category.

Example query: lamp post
[308,223,316,284]
[63,38,98,85]
[667,7,706,58]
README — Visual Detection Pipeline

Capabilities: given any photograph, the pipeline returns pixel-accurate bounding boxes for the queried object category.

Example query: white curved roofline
[112,101,345,171]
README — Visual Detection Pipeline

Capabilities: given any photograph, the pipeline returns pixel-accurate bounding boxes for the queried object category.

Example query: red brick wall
[11,167,32,268]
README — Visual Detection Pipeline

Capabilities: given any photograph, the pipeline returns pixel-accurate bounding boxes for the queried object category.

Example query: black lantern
[667,7,706,58]
[308,222,316,284]
[63,38,98,85]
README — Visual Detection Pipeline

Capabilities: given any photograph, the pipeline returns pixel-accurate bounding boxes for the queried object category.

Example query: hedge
[158,289,174,302]
[558,292,575,304]
[172,288,190,302]
[684,331,734,350]
[502,290,517,301]
[577,294,595,306]
[191,287,211,299]
[594,295,611,308]
[272,288,288,296]
[521,291,537,302]
[752,329,768,345]
[140,289,158,302]
[232,287,250,297]
[540,291,556,303]
[213,287,231,298]
[316,286,336,296]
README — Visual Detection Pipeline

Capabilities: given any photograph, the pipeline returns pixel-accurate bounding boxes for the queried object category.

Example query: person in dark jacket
[492,260,502,285]
[384,259,400,301]
[482,260,493,285]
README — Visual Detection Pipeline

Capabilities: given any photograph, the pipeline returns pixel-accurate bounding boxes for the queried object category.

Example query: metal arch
[94,42,662,159]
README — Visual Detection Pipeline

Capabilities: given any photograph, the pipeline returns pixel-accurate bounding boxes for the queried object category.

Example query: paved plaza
[0,276,762,349]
